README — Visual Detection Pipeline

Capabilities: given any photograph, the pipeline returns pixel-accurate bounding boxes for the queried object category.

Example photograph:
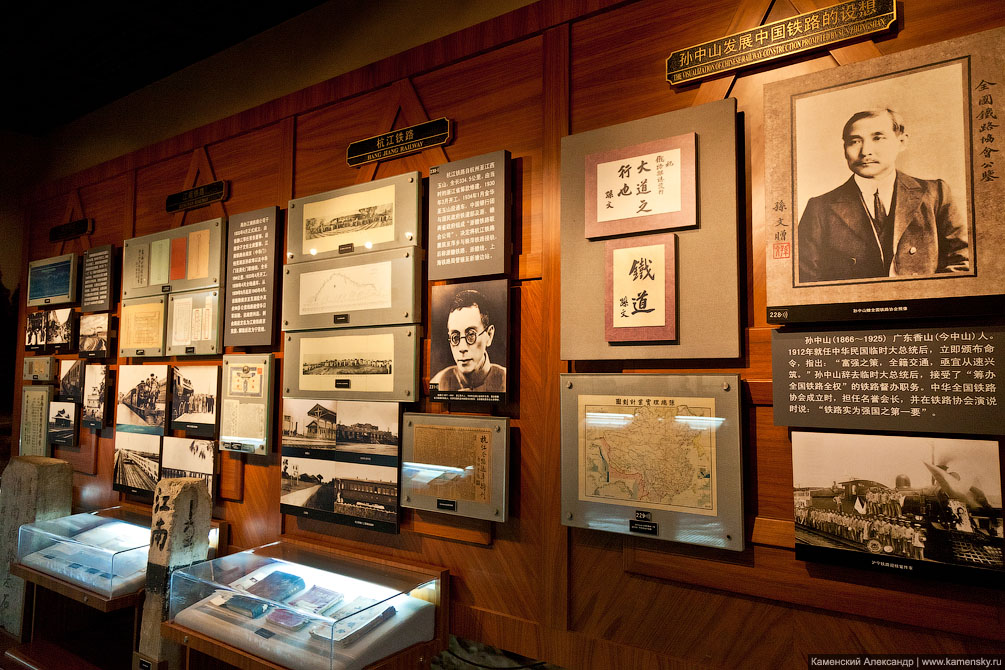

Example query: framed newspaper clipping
[765,26,1005,323]
[283,325,419,402]
[281,248,421,332]
[560,373,744,550]
[402,412,509,522]
[121,218,225,299]
[286,172,421,264]
[27,253,78,307]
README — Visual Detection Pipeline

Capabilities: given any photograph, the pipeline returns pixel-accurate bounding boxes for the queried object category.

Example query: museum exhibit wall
[12,0,1005,667]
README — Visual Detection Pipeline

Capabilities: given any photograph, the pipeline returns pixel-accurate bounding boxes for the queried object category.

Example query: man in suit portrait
[430,288,506,393]
[797,108,970,283]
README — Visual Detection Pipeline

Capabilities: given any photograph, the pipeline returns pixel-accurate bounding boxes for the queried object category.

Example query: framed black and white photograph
[113,432,161,494]
[792,431,1003,582]
[25,312,47,350]
[281,248,421,332]
[284,326,419,402]
[765,28,1005,322]
[170,366,219,437]
[280,455,399,534]
[161,437,216,498]
[335,401,399,464]
[281,397,338,452]
[429,279,508,403]
[78,313,112,358]
[286,171,421,263]
[58,358,84,404]
[116,364,168,435]
[47,401,77,448]
[20,385,52,457]
[46,308,76,351]
[26,253,78,308]
[82,364,109,429]
[560,373,745,550]
[402,412,509,522]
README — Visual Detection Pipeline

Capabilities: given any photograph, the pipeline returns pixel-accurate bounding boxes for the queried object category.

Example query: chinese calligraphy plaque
[584,133,696,239]
[605,233,677,343]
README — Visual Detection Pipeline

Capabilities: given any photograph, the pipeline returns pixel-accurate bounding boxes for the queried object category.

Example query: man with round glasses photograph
[430,281,508,399]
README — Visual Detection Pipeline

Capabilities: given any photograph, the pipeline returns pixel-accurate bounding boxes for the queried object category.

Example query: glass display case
[168,542,443,670]
[17,509,151,598]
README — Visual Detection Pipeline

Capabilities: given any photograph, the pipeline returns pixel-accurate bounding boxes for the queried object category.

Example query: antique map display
[560,373,743,549]
[764,27,1005,323]
[792,431,1003,582]
[578,394,716,515]
[286,172,421,263]
[402,413,508,522]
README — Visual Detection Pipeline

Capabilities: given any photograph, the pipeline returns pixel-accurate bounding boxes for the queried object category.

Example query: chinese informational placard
[773,325,1005,434]
[584,134,696,239]
[224,207,278,347]
[428,150,510,280]
[81,245,113,313]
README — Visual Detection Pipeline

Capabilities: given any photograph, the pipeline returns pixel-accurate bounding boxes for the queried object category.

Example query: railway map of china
[579,395,717,515]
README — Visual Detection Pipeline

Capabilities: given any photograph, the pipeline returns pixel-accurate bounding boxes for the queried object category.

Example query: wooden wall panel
[12,1,1005,667]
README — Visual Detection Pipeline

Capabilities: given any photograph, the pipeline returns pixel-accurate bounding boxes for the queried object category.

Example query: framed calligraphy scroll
[605,233,676,343]
[584,133,696,239]
[765,26,1005,323]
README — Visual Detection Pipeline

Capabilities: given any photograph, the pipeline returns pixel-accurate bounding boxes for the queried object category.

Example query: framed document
[27,253,78,307]
[161,437,216,498]
[116,364,168,435]
[22,356,56,382]
[79,312,113,358]
[58,358,84,403]
[584,133,697,239]
[429,279,508,403]
[282,248,421,332]
[113,432,161,495]
[792,431,1002,583]
[765,27,1005,323]
[121,218,225,299]
[286,172,420,264]
[561,99,740,361]
[170,366,219,437]
[46,309,77,352]
[81,364,109,429]
[428,150,512,280]
[402,412,508,522]
[120,296,166,357]
[283,326,419,402]
[25,312,47,350]
[19,385,52,457]
[220,354,273,455]
[48,401,77,448]
[560,373,744,550]
[166,289,222,356]
[80,244,115,313]
[605,233,677,343]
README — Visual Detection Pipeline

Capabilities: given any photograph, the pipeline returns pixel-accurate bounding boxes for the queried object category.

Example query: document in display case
[167,541,444,670]
[17,511,151,598]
